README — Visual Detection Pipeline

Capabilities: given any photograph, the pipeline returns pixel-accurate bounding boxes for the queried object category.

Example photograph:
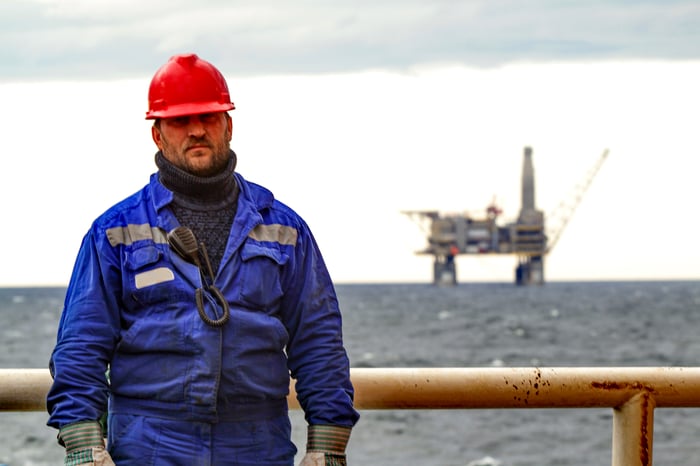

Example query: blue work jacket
[47,172,359,429]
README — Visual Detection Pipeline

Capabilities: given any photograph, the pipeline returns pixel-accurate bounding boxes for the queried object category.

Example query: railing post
[612,391,655,466]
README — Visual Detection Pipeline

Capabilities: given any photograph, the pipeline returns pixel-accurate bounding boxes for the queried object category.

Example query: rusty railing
[2,367,699,466]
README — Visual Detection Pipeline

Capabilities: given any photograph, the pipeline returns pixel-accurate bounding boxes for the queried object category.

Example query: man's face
[152,112,232,177]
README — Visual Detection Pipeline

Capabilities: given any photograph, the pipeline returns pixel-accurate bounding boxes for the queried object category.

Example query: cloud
[2,0,700,82]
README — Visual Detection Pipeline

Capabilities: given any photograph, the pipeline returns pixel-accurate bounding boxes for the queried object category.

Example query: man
[47,53,359,466]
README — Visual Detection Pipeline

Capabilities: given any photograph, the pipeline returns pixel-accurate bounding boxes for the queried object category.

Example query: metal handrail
[3,367,700,466]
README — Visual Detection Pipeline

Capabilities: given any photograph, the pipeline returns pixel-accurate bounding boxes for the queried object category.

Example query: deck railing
[3,367,700,466]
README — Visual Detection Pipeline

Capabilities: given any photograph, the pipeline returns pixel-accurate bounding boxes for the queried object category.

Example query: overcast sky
[2,0,700,286]
[3,0,700,82]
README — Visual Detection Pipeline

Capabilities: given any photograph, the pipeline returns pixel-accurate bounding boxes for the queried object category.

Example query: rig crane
[403,147,609,286]
[545,149,609,253]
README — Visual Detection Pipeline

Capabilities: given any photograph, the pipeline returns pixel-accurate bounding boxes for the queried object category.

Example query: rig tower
[514,146,546,285]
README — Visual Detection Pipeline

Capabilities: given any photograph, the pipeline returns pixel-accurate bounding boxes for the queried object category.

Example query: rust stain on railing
[592,380,653,393]
[638,391,652,466]
[503,367,553,404]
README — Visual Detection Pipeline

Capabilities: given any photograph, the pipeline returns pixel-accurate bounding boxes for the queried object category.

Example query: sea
[1,281,700,466]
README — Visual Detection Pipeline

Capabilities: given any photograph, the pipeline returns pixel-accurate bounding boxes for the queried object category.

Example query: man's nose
[187,116,207,136]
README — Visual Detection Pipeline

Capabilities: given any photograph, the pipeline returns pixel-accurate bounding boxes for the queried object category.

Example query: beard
[160,132,232,177]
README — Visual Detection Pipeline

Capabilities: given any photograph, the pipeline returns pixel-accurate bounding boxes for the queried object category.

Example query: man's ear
[151,125,163,149]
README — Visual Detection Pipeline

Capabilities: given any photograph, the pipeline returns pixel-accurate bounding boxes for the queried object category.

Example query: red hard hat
[146,53,235,119]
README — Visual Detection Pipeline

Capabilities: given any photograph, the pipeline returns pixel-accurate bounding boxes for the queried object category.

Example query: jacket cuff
[306,425,352,454]
[59,420,104,453]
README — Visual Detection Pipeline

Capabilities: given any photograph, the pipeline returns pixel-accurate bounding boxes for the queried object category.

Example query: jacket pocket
[124,244,188,306]
[238,242,287,309]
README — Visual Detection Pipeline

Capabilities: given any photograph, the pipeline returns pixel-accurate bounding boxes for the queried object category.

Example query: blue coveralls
[47,172,359,465]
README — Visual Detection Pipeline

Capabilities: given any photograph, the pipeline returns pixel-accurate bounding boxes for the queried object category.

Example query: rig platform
[404,146,608,286]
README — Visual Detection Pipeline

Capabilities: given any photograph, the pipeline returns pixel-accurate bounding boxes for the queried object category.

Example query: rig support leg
[433,254,457,286]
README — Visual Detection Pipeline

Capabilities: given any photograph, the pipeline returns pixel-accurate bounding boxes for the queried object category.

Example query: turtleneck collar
[156,150,238,204]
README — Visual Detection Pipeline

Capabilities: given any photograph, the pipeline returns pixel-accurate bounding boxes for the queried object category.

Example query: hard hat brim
[145,101,235,120]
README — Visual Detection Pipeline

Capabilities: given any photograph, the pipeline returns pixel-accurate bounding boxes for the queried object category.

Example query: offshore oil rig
[403,146,608,286]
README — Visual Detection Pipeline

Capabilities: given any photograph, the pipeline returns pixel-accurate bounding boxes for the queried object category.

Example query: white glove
[297,425,351,466]
[299,451,346,466]
[91,446,116,466]
[63,444,115,466]
[60,420,115,466]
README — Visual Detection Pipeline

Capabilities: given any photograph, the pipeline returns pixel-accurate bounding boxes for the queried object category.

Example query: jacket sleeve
[47,225,122,430]
[280,218,359,428]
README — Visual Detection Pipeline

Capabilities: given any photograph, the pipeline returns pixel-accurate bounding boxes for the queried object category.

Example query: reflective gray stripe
[106,224,168,247]
[106,223,296,247]
[249,224,298,246]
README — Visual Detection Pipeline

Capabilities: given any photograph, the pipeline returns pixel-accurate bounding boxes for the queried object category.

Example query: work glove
[59,420,115,466]
[298,425,352,466]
